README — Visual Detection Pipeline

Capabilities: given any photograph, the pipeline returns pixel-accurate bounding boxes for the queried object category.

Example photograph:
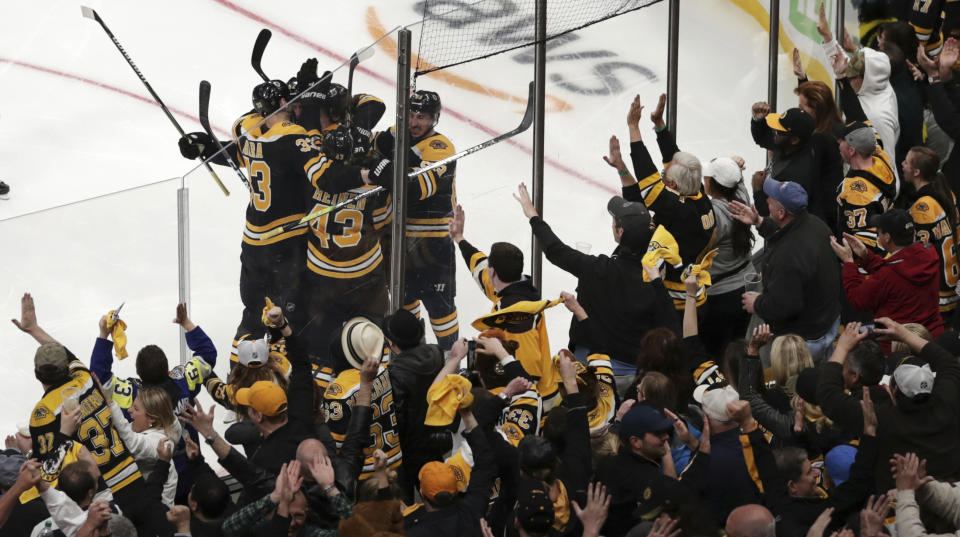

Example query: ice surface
[0,0,804,437]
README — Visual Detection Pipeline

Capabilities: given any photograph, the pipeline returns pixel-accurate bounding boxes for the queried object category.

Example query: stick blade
[517,81,536,132]
[198,80,212,132]
[251,29,272,82]
[354,46,376,64]
[80,5,97,20]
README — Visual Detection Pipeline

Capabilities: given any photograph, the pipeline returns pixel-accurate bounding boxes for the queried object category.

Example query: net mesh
[413,0,663,77]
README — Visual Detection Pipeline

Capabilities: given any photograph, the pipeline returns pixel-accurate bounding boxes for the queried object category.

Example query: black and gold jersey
[373,127,457,239]
[627,139,717,308]
[351,93,387,134]
[911,188,960,312]
[324,366,402,479]
[491,385,542,447]
[837,148,897,252]
[910,0,960,55]
[30,353,141,493]
[585,354,617,434]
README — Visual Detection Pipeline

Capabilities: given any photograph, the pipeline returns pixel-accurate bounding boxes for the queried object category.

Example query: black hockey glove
[349,125,372,164]
[296,57,319,89]
[364,158,393,187]
[178,132,217,161]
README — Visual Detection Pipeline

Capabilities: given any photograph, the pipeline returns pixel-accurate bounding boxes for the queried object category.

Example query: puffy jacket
[842,241,945,348]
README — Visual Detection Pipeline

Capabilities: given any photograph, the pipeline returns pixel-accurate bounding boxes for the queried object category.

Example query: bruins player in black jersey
[14,293,172,535]
[295,83,393,364]
[373,90,460,349]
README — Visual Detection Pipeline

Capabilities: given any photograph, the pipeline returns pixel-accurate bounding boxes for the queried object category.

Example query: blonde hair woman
[770,334,815,397]
[101,382,182,506]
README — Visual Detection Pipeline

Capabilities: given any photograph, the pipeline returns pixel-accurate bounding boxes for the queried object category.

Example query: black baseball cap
[618,403,675,441]
[515,478,555,535]
[766,108,814,139]
[868,209,914,236]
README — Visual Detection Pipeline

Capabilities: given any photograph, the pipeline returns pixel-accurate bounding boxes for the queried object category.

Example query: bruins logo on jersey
[851,180,867,193]
[916,202,929,212]
[34,407,50,421]
[649,240,665,249]
[501,422,524,444]
[429,139,448,150]
[326,383,343,397]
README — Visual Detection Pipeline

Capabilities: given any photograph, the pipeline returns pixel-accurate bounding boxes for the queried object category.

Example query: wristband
[654,124,667,133]
[204,433,218,445]
[618,169,629,177]
[323,484,338,494]
[276,318,289,330]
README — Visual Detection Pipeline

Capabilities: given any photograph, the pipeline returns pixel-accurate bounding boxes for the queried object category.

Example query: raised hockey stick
[199,81,249,189]
[81,6,229,196]
[251,29,272,82]
[409,80,536,178]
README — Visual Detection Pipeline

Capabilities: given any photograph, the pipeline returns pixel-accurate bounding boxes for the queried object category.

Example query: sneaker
[0,181,8,200]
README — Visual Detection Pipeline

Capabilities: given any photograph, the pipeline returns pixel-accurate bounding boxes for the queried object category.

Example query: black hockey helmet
[252,79,290,116]
[410,90,441,123]
[321,124,354,163]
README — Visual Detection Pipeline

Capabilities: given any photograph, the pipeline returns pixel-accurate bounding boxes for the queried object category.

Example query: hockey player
[373,90,460,348]
[295,83,393,364]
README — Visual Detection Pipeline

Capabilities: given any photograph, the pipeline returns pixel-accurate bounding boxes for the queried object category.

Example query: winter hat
[382,309,423,350]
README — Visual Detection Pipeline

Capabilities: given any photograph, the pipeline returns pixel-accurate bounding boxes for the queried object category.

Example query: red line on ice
[209,0,616,195]
[0,57,232,137]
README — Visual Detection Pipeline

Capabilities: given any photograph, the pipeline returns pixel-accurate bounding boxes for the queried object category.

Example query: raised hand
[650,93,667,130]
[165,505,192,533]
[184,435,201,461]
[835,322,869,353]
[747,324,773,355]
[941,37,960,81]
[792,48,807,78]
[11,292,38,334]
[513,183,539,219]
[842,29,858,53]
[181,401,216,438]
[829,236,854,263]
[60,404,83,437]
[572,482,611,535]
[664,409,697,450]
[626,94,644,127]
[359,352,380,384]
[917,44,939,77]
[751,102,771,119]
[172,303,196,332]
[476,336,509,361]
[861,387,877,437]
[308,452,336,489]
[616,398,636,422]
[602,135,628,172]
[816,1,832,43]
[892,452,933,491]
[449,204,465,243]
[265,306,284,327]
[872,317,906,342]
[860,494,891,537]
[270,462,291,505]
[561,291,588,321]
[156,438,174,462]
[807,507,834,537]
[832,49,851,78]
[728,200,761,226]
[503,377,534,398]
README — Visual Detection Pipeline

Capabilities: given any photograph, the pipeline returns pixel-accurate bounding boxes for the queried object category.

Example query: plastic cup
[744,272,762,293]
[61,386,80,413]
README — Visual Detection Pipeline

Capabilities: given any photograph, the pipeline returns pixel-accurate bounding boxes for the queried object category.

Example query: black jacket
[753,212,841,339]
[922,79,960,193]
[596,442,710,537]
[405,427,496,537]
[751,119,820,220]
[529,216,679,364]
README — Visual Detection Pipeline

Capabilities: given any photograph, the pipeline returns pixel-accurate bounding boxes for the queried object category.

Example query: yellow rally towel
[261,297,278,327]
[106,310,128,360]
[471,298,563,331]
[425,375,474,426]
[642,226,683,281]
[688,248,720,288]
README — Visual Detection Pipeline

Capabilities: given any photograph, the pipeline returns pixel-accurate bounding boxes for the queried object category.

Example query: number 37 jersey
[30,352,141,493]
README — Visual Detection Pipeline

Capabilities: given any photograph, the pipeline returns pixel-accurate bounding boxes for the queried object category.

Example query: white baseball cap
[237,338,270,367]
[702,157,743,189]
[700,385,741,423]
[893,358,935,398]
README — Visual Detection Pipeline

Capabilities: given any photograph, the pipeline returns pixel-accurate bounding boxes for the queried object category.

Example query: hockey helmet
[252,79,290,115]
[410,90,441,122]
[321,124,354,163]
[286,77,301,99]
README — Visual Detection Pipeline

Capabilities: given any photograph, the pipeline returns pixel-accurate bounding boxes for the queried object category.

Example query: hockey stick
[199,81,249,189]
[407,80,536,179]
[260,186,386,240]
[81,6,229,196]
[345,47,375,125]
[261,81,536,240]
[252,29,272,82]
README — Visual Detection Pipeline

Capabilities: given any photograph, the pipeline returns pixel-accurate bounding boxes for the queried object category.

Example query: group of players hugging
[177,58,461,373]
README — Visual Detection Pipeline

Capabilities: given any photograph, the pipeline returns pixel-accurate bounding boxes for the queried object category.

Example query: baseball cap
[699,385,741,423]
[868,209,914,236]
[516,478,555,535]
[608,196,651,226]
[235,380,288,416]
[825,444,857,486]
[765,108,814,139]
[893,356,935,398]
[341,317,384,369]
[842,121,878,154]
[35,343,70,374]
[702,157,743,188]
[763,177,808,213]
[618,404,675,441]
[418,461,458,501]
[382,309,424,350]
[236,338,269,367]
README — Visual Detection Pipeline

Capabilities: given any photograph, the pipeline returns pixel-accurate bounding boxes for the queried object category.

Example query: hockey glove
[349,125,372,164]
[364,158,393,187]
[296,57,319,88]
[178,132,217,161]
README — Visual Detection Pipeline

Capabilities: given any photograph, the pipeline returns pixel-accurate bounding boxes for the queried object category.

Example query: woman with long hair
[903,145,960,327]
[794,80,845,232]
[102,383,181,506]
[699,157,754,356]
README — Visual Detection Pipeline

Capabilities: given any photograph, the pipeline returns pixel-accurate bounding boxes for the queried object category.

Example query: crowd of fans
[12,1,960,536]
